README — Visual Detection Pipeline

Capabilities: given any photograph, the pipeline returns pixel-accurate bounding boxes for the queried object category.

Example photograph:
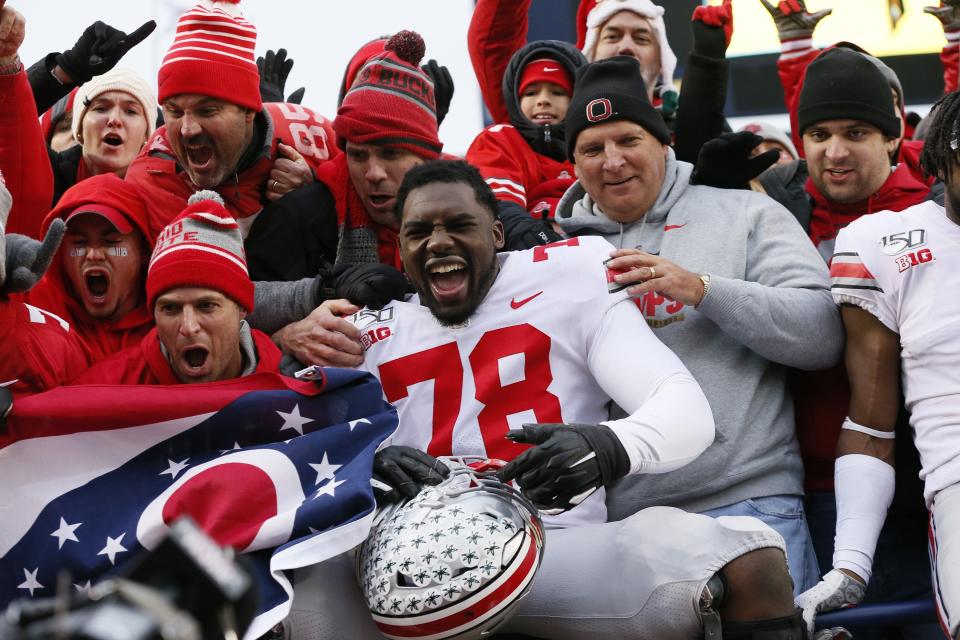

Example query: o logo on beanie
[586,98,613,123]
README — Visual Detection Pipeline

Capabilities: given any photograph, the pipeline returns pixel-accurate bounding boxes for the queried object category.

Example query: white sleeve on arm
[587,299,715,475]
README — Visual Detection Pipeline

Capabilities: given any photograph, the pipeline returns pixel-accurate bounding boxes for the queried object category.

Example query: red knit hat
[158,0,261,112]
[147,191,254,311]
[337,36,389,107]
[518,58,574,97]
[333,30,442,160]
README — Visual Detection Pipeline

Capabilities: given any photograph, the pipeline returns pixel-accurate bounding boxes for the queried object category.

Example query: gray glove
[924,0,960,32]
[2,220,65,294]
[794,569,866,635]
[759,0,832,42]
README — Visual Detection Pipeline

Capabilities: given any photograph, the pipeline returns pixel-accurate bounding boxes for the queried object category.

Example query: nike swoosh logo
[664,223,687,231]
[543,67,560,72]
[511,291,544,309]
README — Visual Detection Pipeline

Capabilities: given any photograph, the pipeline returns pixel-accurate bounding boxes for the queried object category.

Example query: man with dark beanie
[555,56,843,607]
[758,46,937,639]
[761,47,930,259]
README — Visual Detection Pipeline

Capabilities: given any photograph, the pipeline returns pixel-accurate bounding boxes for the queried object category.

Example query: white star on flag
[98,533,128,565]
[277,404,313,435]
[17,568,43,596]
[348,418,371,431]
[160,458,190,479]
[309,453,342,485]
[50,517,82,549]
[313,478,346,499]
[74,580,93,596]
[219,442,242,455]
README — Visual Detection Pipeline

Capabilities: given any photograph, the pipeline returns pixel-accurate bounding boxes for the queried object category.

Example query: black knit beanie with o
[565,56,671,162]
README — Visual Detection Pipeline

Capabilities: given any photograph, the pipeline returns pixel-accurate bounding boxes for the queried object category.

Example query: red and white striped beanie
[158,0,261,112]
[575,0,677,94]
[147,191,254,311]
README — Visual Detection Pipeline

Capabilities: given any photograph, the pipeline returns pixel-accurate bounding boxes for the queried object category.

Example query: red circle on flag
[161,462,278,550]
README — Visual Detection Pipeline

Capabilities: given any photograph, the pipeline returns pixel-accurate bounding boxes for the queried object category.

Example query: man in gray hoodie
[555,55,843,594]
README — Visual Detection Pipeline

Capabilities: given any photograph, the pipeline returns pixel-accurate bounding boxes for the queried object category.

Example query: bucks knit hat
[147,191,253,311]
[565,55,671,161]
[158,0,261,112]
[798,47,901,138]
[333,30,442,160]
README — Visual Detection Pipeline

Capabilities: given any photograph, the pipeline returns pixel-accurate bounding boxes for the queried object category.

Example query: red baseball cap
[64,203,134,234]
[518,58,574,96]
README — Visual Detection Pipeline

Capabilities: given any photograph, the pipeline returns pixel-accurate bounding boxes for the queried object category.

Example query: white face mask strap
[842,416,896,439]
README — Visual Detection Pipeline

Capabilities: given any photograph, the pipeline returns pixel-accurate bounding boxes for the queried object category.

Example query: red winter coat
[0,68,55,239]
[466,124,575,220]
[125,103,338,240]
[15,175,155,366]
[0,299,88,396]
[71,325,282,385]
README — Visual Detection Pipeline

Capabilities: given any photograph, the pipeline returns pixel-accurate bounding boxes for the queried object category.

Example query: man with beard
[796,90,960,638]
[285,159,815,640]
[124,0,335,239]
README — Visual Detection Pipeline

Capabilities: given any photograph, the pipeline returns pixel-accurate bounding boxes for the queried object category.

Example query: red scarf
[315,154,402,269]
[805,162,929,247]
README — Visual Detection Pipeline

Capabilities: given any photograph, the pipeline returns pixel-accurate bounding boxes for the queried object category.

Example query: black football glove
[372,446,450,506]
[257,48,305,104]
[497,200,563,251]
[691,131,780,190]
[315,262,410,309]
[421,59,454,126]
[2,220,65,294]
[56,20,156,85]
[498,423,630,515]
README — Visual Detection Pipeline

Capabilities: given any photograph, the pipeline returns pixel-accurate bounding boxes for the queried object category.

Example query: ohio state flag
[0,368,396,639]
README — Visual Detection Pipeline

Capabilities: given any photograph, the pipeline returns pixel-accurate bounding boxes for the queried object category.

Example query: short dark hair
[920,90,960,182]
[394,160,499,224]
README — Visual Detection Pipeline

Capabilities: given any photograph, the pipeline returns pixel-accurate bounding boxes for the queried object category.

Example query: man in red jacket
[124,0,335,239]
[73,192,281,385]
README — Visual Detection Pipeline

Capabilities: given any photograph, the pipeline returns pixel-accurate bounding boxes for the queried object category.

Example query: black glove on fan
[498,423,630,515]
[372,446,449,506]
[314,262,410,310]
[257,48,306,104]
[497,201,563,251]
[691,131,780,190]
[421,59,454,125]
[56,20,156,84]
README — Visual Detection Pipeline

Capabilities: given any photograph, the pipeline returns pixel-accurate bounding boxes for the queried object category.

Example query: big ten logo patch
[880,228,926,256]
[153,221,199,252]
[360,326,393,350]
[895,248,934,273]
[351,307,396,350]
[633,291,685,328]
[273,103,332,161]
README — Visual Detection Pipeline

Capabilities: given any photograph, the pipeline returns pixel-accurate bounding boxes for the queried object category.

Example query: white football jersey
[831,201,960,504]
[353,236,713,527]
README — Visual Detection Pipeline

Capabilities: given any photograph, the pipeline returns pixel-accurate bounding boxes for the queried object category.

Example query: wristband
[841,416,896,439]
[0,55,23,76]
[833,453,895,584]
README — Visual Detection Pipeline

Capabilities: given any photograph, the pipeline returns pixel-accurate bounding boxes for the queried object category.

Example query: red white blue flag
[0,368,396,638]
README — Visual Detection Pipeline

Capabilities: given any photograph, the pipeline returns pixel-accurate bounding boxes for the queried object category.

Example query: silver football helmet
[357,457,544,640]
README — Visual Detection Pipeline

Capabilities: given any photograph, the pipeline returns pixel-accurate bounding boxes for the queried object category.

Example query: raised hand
[759,0,832,41]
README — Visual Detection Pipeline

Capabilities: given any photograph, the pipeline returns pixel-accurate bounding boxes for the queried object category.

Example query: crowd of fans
[2,0,959,638]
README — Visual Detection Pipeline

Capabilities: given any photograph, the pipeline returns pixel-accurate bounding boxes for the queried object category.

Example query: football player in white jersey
[286,160,815,640]
[798,92,960,638]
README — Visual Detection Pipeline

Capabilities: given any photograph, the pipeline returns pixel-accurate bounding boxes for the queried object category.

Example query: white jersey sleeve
[831,201,960,505]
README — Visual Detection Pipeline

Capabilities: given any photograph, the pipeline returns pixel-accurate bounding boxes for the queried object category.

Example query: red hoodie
[15,174,155,366]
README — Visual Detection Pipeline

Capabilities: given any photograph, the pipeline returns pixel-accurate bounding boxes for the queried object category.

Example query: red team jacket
[125,102,339,239]
[0,69,55,239]
[0,300,88,396]
[466,124,575,220]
